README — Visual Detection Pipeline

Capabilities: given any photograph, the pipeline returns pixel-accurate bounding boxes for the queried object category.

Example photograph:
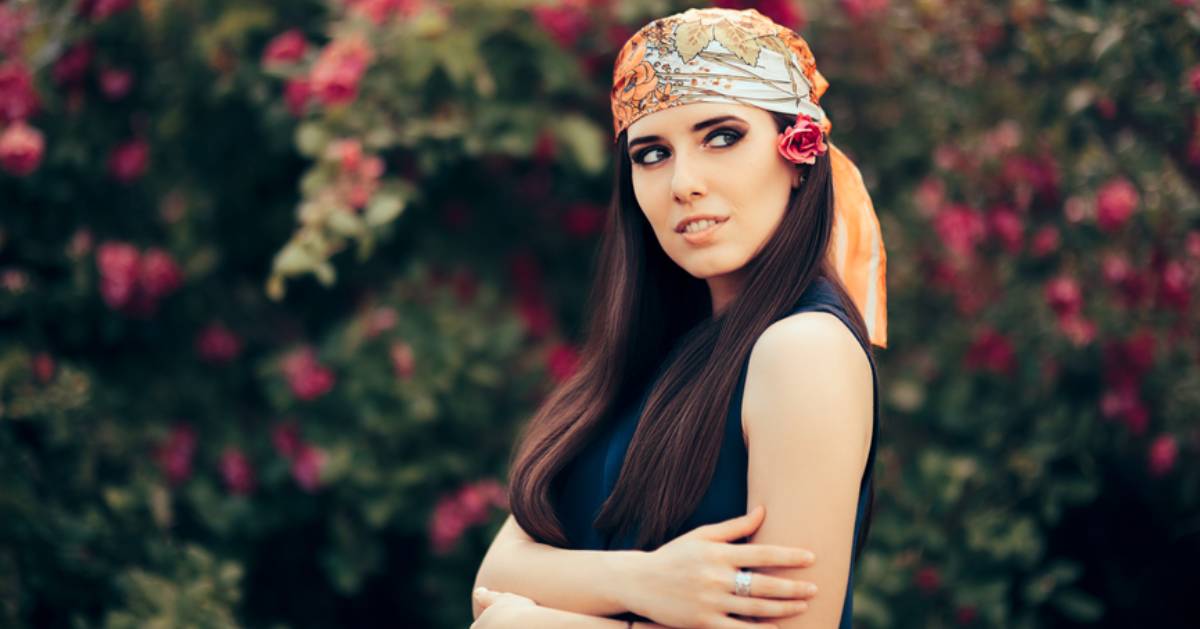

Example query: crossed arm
[473,311,873,629]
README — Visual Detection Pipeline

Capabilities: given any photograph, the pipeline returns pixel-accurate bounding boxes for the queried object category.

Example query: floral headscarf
[611,7,888,349]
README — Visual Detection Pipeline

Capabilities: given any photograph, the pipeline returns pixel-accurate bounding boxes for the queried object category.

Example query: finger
[689,505,765,541]
[729,543,817,569]
[723,593,810,620]
[724,570,819,600]
[707,613,780,629]
[473,587,497,609]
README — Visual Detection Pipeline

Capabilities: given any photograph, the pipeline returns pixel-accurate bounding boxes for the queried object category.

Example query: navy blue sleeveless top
[553,276,879,629]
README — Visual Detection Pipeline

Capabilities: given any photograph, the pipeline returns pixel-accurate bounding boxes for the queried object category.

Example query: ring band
[734,568,753,596]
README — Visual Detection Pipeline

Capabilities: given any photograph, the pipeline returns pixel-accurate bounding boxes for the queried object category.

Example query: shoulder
[737,310,875,627]
[740,310,873,461]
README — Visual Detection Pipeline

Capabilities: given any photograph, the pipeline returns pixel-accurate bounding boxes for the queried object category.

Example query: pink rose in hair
[777,113,827,165]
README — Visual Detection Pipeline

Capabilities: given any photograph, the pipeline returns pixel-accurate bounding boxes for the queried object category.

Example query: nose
[670,152,706,204]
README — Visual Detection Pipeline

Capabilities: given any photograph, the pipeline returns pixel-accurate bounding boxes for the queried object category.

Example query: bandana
[611,7,888,348]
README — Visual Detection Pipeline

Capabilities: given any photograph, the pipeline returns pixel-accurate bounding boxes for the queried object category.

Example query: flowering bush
[0,0,1197,628]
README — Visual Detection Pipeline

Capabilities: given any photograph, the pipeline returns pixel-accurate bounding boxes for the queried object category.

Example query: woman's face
[626,102,798,312]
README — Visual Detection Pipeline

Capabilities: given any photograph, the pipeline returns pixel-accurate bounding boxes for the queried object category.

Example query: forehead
[627,102,772,138]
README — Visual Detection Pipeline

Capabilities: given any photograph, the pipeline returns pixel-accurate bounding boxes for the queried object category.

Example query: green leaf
[555,115,606,176]
[296,122,331,157]
[365,192,405,227]
[1051,589,1104,622]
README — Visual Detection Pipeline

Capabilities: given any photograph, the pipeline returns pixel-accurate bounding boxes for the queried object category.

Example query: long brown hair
[507,111,876,559]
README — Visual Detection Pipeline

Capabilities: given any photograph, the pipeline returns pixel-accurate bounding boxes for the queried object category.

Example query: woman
[472,7,887,629]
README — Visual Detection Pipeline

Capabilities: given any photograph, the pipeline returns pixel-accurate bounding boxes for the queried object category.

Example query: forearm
[473,538,643,619]
[506,605,671,629]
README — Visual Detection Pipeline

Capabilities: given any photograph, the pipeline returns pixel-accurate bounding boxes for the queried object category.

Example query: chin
[678,256,741,279]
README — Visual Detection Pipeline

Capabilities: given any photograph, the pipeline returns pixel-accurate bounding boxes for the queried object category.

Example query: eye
[706,127,743,147]
[632,146,669,165]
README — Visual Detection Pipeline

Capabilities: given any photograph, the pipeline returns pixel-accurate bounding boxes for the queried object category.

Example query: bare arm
[472,513,645,620]
[742,312,874,629]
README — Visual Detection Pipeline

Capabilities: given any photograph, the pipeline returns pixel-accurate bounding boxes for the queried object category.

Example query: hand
[623,505,818,629]
[471,587,537,629]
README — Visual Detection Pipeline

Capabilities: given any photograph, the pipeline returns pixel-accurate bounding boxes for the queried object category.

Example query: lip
[679,217,728,245]
[675,214,729,234]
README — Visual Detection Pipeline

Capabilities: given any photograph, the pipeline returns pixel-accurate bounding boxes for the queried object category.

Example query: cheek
[632,173,672,236]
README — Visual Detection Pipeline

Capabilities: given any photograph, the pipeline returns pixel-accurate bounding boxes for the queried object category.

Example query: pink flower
[1156,259,1191,311]
[562,203,605,237]
[108,138,150,183]
[138,248,183,299]
[310,36,374,107]
[1029,225,1060,258]
[517,295,553,339]
[547,343,580,383]
[1186,230,1200,259]
[364,306,398,338]
[428,479,508,555]
[1101,252,1132,287]
[913,565,940,593]
[87,0,135,21]
[345,0,423,24]
[913,177,945,218]
[195,322,242,364]
[262,29,308,67]
[0,61,39,122]
[964,327,1015,376]
[429,492,468,555]
[1056,314,1095,348]
[31,352,55,384]
[933,204,986,261]
[1102,331,1156,390]
[96,241,141,309]
[0,4,30,58]
[532,3,590,49]
[716,0,805,27]
[532,128,557,163]
[1188,65,1200,95]
[839,0,890,23]
[283,78,312,117]
[1095,178,1139,232]
[1044,275,1082,318]
[69,228,94,259]
[0,121,44,176]
[219,447,256,495]
[327,139,384,209]
[776,113,827,165]
[1002,153,1061,210]
[52,42,93,86]
[280,346,336,400]
[155,423,198,486]
[390,341,416,379]
[291,443,326,492]
[98,67,134,100]
[271,421,303,459]
[1148,435,1179,477]
[986,205,1023,255]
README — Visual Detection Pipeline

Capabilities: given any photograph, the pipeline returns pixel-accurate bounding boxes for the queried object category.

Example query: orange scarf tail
[827,142,888,349]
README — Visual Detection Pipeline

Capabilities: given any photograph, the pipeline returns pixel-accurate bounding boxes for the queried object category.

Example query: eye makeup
[630,126,746,166]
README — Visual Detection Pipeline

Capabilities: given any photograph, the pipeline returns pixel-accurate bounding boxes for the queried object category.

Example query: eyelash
[631,128,744,166]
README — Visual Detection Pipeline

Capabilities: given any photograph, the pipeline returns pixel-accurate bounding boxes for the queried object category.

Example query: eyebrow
[628,115,748,149]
